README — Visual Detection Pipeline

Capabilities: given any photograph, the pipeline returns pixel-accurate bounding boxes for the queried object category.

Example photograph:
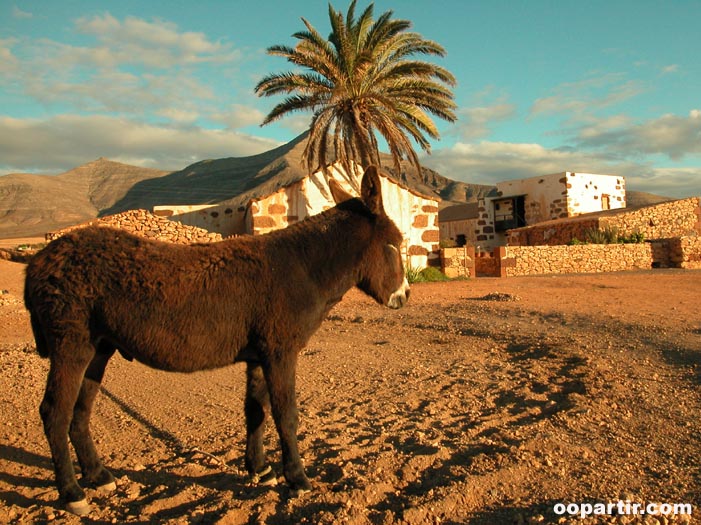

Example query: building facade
[157,163,441,269]
[471,172,626,250]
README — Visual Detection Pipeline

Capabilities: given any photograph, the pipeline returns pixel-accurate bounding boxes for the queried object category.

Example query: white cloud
[0,115,280,173]
[422,141,699,199]
[633,167,701,197]
[210,104,266,129]
[576,109,701,160]
[530,73,646,121]
[12,6,32,19]
[74,14,239,67]
[424,141,619,186]
[0,14,240,123]
[0,38,19,74]
[455,103,516,141]
[661,64,679,75]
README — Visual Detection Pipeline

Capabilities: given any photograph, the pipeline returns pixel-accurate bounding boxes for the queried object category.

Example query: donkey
[24,165,410,515]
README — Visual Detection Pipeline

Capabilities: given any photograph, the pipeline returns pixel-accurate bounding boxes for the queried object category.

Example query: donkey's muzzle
[387,278,410,309]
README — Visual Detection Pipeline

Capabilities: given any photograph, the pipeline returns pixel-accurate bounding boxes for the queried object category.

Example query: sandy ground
[0,258,699,525]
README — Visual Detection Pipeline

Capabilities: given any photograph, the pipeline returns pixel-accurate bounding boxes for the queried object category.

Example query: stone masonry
[508,197,700,246]
[46,209,223,244]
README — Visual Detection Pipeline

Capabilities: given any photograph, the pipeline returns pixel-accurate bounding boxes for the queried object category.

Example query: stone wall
[441,243,653,277]
[46,209,223,244]
[600,197,701,240]
[248,182,306,236]
[501,244,652,277]
[153,203,246,237]
[508,197,701,246]
[440,246,475,278]
[665,236,701,269]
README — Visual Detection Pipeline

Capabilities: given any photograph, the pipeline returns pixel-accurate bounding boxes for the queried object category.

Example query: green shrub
[583,226,645,245]
[405,267,423,283]
[584,226,621,244]
[439,239,458,248]
[406,266,450,283]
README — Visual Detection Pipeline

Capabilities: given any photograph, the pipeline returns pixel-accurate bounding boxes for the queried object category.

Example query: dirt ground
[0,257,699,525]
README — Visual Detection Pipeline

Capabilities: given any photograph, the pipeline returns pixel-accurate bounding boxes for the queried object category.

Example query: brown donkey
[24,166,410,515]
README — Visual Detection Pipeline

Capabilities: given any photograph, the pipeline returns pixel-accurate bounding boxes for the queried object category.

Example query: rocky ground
[0,258,699,524]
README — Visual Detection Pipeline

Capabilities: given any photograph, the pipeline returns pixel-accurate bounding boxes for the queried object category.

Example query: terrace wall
[508,197,701,246]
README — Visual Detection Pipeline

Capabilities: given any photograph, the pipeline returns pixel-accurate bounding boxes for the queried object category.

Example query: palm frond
[256,1,457,177]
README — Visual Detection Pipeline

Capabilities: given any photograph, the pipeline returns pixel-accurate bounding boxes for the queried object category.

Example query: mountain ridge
[0,136,674,238]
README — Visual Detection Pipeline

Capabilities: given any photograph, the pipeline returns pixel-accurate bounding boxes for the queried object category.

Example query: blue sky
[1,0,700,198]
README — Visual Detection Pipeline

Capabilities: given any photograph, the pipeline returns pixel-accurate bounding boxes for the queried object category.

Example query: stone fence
[650,236,701,270]
[508,197,700,246]
[500,244,652,277]
[46,209,223,245]
[441,235,701,277]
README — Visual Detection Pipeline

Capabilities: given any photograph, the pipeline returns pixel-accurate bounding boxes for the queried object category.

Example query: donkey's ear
[360,166,384,215]
[328,178,354,204]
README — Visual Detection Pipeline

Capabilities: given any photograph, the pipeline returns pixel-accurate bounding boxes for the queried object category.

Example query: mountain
[102,132,494,216]
[0,133,674,239]
[0,159,170,238]
[626,190,673,208]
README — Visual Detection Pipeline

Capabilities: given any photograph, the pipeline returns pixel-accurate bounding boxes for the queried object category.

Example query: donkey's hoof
[65,498,91,516]
[251,465,278,487]
[290,486,311,498]
[97,480,117,493]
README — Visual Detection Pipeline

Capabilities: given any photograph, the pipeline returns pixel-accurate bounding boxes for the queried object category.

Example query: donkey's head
[329,166,410,309]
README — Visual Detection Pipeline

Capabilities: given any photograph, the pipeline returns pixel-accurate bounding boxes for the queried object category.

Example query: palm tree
[255,0,457,181]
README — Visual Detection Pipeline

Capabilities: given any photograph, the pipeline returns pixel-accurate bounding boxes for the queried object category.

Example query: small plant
[405,266,450,283]
[405,267,423,283]
[584,226,621,244]
[625,231,645,244]
[568,237,585,246]
[583,226,644,245]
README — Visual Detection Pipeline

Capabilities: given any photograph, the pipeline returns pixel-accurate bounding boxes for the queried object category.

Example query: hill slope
[103,133,495,215]
[0,134,673,238]
[0,159,171,238]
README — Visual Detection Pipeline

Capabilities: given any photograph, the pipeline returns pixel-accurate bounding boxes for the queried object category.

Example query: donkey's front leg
[263,353,311,494]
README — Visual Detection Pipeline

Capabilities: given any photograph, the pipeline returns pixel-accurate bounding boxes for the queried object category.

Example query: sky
[1,0,700,199]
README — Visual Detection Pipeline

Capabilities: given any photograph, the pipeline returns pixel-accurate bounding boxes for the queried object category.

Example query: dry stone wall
[599,197,700,240]
[659,236,701,269]
[441,243,653,277]
[46,209,223,244]
[441,246,475,278]
[501,244,652,277]
[508,197,700,246]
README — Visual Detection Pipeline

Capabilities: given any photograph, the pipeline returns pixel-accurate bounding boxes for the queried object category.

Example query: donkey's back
[25,226,265,371]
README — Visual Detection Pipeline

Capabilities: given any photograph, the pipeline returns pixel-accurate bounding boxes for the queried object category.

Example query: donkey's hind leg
[69,346,116,493]
[244,363,277,486]
[40,334,94,515]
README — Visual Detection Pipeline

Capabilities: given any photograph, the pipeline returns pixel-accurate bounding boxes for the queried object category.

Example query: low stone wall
[508,197,701,246]
[507,217,599,246]
[440,246,475,278]
[46,209,223,244]
[668,236,701,269]
[600,197,701,240]
[502,244,652,277]
[441,243,653,277]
